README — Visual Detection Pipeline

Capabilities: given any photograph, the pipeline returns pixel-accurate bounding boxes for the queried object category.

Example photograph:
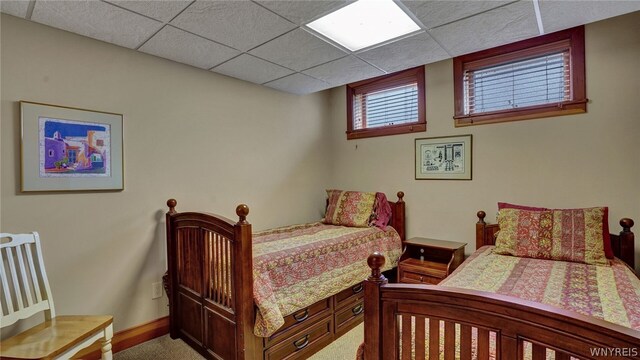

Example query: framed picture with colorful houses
[20,101,123,192]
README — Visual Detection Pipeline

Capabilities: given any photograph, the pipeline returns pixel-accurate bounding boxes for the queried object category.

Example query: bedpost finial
[167,199,177,214]
[367,252,386,281]
[236,204,249,223]
[620,218,634,231]
[397,191,405,202]
[477,210,486,224]
[368,252,385,270]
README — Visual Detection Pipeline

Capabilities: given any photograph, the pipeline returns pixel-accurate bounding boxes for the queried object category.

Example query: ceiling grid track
[25,0,36,19]
[532,0,545,35]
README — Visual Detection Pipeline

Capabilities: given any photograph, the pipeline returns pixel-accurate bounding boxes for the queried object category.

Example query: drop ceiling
[1,0,639,94]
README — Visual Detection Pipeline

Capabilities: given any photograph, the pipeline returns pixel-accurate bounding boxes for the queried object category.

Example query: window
[68,149,77,164]
[347,66,425,139]
[453,26,586,126]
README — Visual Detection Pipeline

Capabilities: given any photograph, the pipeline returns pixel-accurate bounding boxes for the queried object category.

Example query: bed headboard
[475,210,636,269]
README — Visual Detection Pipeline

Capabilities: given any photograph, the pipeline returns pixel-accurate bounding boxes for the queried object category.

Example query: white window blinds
[353,83,418,130]
[464,51,570,114]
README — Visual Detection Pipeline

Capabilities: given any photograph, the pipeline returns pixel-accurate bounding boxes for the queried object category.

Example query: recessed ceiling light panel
[306,0,421,52]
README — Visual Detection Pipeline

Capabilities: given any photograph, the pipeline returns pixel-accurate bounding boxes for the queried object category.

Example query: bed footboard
[364,253,640,360]
[165,200,257,360]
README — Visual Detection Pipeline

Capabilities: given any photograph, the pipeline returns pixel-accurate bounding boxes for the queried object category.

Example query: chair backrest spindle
[0,232,56,327]
[15,245,35,307]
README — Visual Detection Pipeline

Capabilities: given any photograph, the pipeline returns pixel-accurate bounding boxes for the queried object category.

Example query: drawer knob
[293,335,309,350]
[352,304,364,315]
[352,283,363,294]
[293,308,309,322]
[419,276,424,282]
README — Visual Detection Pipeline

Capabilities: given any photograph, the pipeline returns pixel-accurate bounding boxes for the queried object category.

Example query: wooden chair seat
[1,232,113,360]
[1,315,113,360]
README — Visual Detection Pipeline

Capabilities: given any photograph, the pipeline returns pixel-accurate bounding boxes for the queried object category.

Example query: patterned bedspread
[252,222,402,337]
[442,246,640,330]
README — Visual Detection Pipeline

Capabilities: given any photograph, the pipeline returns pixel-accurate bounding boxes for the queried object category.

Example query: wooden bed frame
[164,192,406,360]
[363,212,639,360]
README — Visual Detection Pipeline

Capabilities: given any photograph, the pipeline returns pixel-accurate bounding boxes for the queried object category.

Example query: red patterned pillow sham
[324,190,376,228]
[494,208,609,265]
[551,207,609,265]
[494,209,554,259]
[498,202,613,259]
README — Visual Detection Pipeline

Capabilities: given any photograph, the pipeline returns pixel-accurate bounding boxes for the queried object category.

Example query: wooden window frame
[453,26,586,127]
[346,66,426,140]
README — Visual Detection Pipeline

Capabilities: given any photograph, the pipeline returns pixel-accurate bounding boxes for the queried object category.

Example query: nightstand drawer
[400,269,441,284]
[400,258,447,278]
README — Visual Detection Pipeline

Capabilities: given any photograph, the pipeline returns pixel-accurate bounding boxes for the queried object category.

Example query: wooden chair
[0,232,113,360]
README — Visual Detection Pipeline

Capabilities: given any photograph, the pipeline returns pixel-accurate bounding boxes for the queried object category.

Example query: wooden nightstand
[398,237,466,284]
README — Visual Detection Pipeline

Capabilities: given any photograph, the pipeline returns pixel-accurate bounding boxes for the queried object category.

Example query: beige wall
[0,14,332,334]
[328,12,640,266]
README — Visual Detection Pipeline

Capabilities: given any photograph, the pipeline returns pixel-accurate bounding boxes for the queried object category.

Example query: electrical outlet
[152,282,163,299]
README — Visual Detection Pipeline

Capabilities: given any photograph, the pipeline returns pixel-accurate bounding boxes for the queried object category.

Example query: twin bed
[164,193,640,360]
[164,191,406,360]
[362,211,640,360]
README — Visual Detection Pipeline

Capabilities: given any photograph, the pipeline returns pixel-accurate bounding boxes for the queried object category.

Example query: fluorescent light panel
[306,0,421,52]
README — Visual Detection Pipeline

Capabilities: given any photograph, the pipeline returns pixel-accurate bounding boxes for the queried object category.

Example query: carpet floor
[114,323,363,360]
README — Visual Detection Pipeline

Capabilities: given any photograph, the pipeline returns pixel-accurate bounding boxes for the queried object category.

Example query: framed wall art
[415,135,472,180]
[20,101,124,192]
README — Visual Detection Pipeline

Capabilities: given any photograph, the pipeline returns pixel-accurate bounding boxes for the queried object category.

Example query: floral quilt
[252,222,402,337]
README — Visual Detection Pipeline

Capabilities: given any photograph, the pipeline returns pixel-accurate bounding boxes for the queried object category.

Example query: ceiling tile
[31,0,163,49]
[357,32,450,73]
[255,0,350,25]
[303,56,384,86]
[106,0,192,23]
[170,1,296,51]
[264,73,332,95]
[400,0,513,29]
[212,54,294,85]
[1,1,29,18]
[139,26,240,70]
[249,29,347,71]
[540,1,640,34]
[430,0,539,57]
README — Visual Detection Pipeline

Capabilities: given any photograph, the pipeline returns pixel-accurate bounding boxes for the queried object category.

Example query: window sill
[453,100,587,127]
[346,123,426,140]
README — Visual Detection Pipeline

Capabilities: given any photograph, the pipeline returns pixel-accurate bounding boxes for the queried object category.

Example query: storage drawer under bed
[264,297,332,347]
[334,282,364,309]
[334,298,364,337]
[263,315,334,360]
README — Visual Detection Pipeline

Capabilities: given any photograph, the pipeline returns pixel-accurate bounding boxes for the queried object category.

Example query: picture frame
[20,101,124,192]
[415,135,472,180]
